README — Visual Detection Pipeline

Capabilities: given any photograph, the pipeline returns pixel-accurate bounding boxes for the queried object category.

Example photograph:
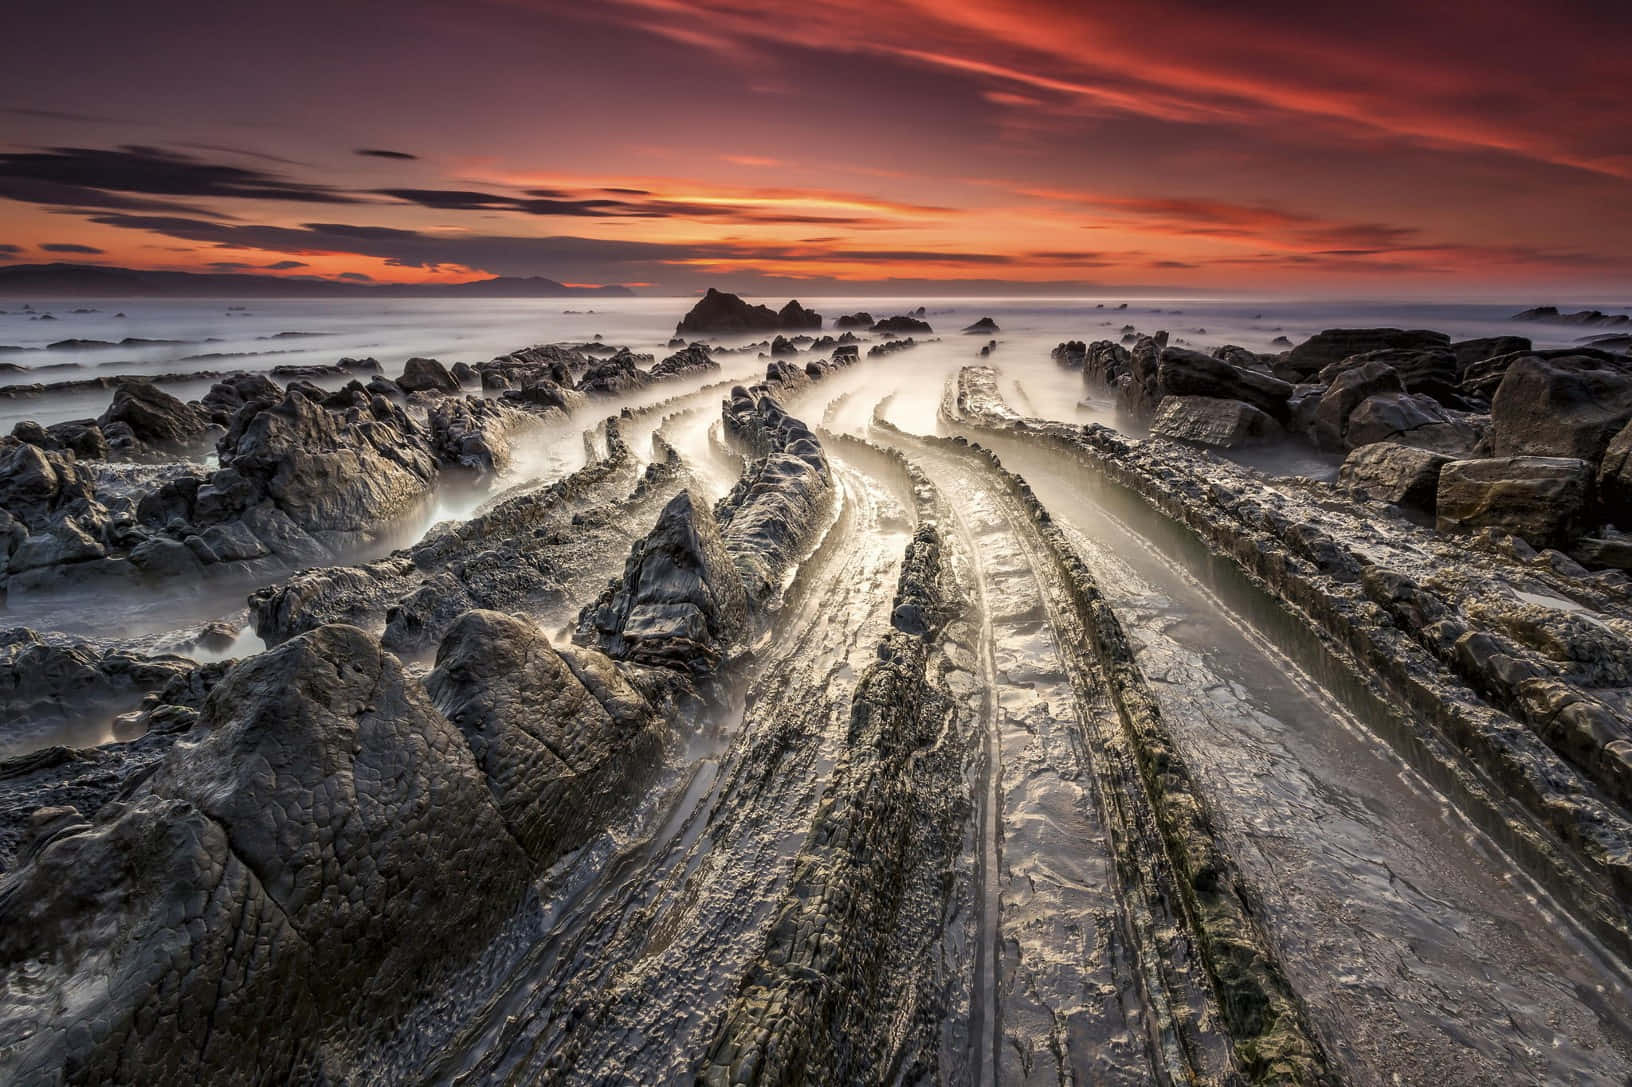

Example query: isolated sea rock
[98,380,211,454]
[676,288,784,334]
[962,316,1000,334]
[201,372,283,426]
[1512,306,1632,327]
[1435,456,1593,547]
[396,356,460,395]
[1490,353,1632,462]
[1150,396,1281,448]
[778,299,823,330]
[833,312,874,329]
[429,610,666,869]
[1280,328,1452,382]
[1052,340,1087,368]
[1339,442,1451,512]
[871,315,933,335]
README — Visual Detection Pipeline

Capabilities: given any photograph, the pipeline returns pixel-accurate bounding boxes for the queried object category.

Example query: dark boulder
[396,356,460,395]
[577,349,654,395]
[1436,456,1593,548]
[1310,359,1405,450]
[1490,353,1632,463]
[1344,391,1482,455]
[1597,419,1632,523]
[1339,442,1452,513]
[1151,346,1293,422]
[834,312,874,329]
[1051,340,1087,369]
[1150,396,1282,448]
[1280,328,1451,382]
[962,317,1000,334]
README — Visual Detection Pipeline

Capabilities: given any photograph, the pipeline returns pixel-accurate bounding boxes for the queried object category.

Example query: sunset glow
[2,0,1626,294]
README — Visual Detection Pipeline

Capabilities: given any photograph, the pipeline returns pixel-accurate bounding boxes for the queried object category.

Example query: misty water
[4,292,1632,1083]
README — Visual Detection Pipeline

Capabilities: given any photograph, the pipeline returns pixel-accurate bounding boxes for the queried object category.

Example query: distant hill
[0,263,636,298]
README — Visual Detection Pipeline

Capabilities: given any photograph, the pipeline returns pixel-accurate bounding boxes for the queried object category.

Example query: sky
[1,0,1628,296]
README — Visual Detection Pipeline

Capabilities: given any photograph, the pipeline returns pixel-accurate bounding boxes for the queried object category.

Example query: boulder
[1310,359,1405,450]
[201,373,282,426]
[1343,391,1481,454]
[1150,396,1281,448]
[1152,346,1293,422]
[1435,456,1593,548]
[428,396,521,474]
[1490,353,1632,462]
[1339,443,1451,512]
[962,317,1000,334]
[770,335,798,357]
[1319,346,1463,407]
[1051,340,1087,369]
[1280,328,1451,382]
[833,312,874,329]
[396,356,459,395]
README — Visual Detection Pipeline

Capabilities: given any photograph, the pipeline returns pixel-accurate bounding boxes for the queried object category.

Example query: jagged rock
[10,419,108,461]
[427,610,665,868]
[1310,358,1405,450]
[1436,456,1593,547]
[505,377,582,412]
[429,396,523,474]
[778,300,823,330]
[577,348,654,395]
[649,342,718,380]
[962,316,1000,334]
[211,390,438,536]
[676,288,784,334]
[1052,340,1087,368]
[871,315,933,335]
[98,381,210,454]
[1280,328,1452,382]
[833,312,874,329]
[0,630,195,751]
[578,490,749,675]
[1490,353,1632,462]
[1085,340,1131,387]
[1150,396,1282,448]
[200,373,282,426]
[770,335,798,357]
[396,356,460,395]
[0,440,95,527]
[1512,306,1632,327]
[141,624,532,1028]
[479,344,580,391]
[1339,442,1452,512]
[451,360,478,384]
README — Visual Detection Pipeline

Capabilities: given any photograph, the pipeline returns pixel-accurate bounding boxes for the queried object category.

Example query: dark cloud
[264,259,308,270]
[0,146,360,210]
[338,271,374,280]
[41,243,105,254]
[357,148,418,160]
[372,186,884,226]
[0,244,22,253]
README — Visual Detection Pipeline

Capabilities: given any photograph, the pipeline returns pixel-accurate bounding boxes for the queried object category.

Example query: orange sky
[1,0,1628,294]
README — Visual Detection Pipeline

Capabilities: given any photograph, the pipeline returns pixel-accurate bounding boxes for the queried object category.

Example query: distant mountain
[0,263,636,298]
